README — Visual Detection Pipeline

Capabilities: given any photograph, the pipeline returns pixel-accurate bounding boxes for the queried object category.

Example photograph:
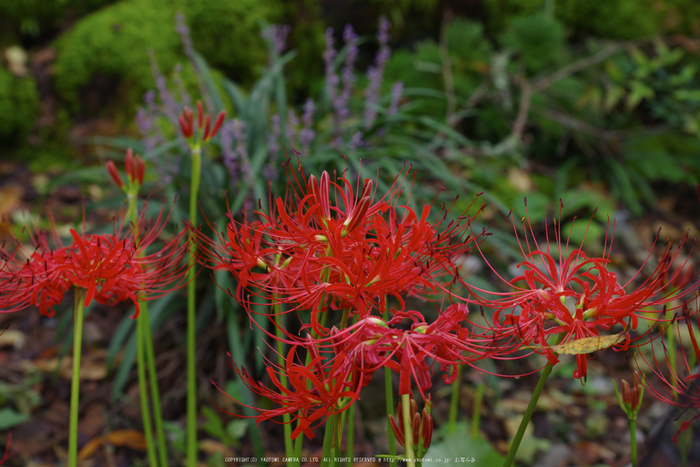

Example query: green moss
[53,0,182,112]
[0,65,39,140]
[180,0,280,85]
[53,0,281,115]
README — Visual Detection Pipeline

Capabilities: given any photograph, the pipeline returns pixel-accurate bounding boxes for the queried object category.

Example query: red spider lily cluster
[0,206,189,318]
[201,162,499,438]
[459,200,699,381]
[200,162,700,442]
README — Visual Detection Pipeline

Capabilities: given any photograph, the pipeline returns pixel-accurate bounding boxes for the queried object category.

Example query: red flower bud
[105,160,124,188]
[179,113,193,139]
[201,114,211,141]
[125,148,134,183]
[135,154,145,185]
[209,110,226,140]
[197,100,204,130]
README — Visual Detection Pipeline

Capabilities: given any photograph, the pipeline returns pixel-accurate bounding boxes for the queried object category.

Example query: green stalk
[321,414,336,467]
[346,403,354,466]
[274,310,295,466]
[141,302,168,467]
[137,307,158,467]
[128,184,168,467]
[448,365,461,434]
[629,418,638,467]
[472,383,485,438]
[68,287,87,467]
[383,309,397,467]
[502,362,554,467]
[186,147,202,466]
[402,394,415,467]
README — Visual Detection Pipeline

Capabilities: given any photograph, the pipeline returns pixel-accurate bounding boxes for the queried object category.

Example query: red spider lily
[211,345,360,439]
[1,205,188,318]
[198,163,486,336]
[632,301,700,443]
[460,200,699,380]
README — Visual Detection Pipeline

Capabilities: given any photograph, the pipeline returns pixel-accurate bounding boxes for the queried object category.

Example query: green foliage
[484,0,700,38]
[0,0,114,40]
[180,0,280,85]
[556,0,662,39]
[0,65,39,140]
[499,14,566,74]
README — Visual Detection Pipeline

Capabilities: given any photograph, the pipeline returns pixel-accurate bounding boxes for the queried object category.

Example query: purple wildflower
[262,24,292,56]
[172,63,191,108]
[286,109,299,150]
[147,50,179,125]
[232,119,253,185]
[336,24,359,122]
[220,120,239,184]
[388,81,404,116]
[268,114,281,157]
[364,17,391,129]
[299,98,316,155]
[348,131,364,151]
[324,28,339,107]
[175,11,196,61]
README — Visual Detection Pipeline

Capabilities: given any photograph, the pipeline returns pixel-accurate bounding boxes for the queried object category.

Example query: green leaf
[423,423,503,466]
[0,407,30,430]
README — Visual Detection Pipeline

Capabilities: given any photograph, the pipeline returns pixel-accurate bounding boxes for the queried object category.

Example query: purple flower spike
[364,17,392,129]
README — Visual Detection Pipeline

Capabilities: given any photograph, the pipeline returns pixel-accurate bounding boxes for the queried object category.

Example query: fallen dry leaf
[0,330,25,349]
[78,430,147,460]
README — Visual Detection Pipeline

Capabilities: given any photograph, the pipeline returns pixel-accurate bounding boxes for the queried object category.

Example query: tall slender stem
[321,414,336,467]
[629,418,638,467]
[472,383,485,438]
[68,288,86,467]
[448,365,461,434]
[383,309,397,467]
[274,309,295,466]
[186,147,202,466]
[128,186,168,467]
[402,394,415,467]
[142,302,168,467]
[346,403,355,467]
[502,362,554,467]
[137,308,158,467]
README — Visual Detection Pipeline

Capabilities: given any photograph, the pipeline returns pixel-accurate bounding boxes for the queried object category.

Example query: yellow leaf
[551,332,625,355]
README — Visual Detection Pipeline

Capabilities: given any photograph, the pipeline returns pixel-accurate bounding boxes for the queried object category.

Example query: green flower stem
[321,414,336,467]
[402,394,415,467]
[346,403,355,467]
[274,309,295,466]
[383,309,397,467]
[502,362,554,467]
[186,146,202,466]
[137,306,158,467]
[141,302,168,467]
[128,184,168,467]
[472,383,485,438]
[68,287,86,467]
[629,417,638,467]
[448,365,462,434]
